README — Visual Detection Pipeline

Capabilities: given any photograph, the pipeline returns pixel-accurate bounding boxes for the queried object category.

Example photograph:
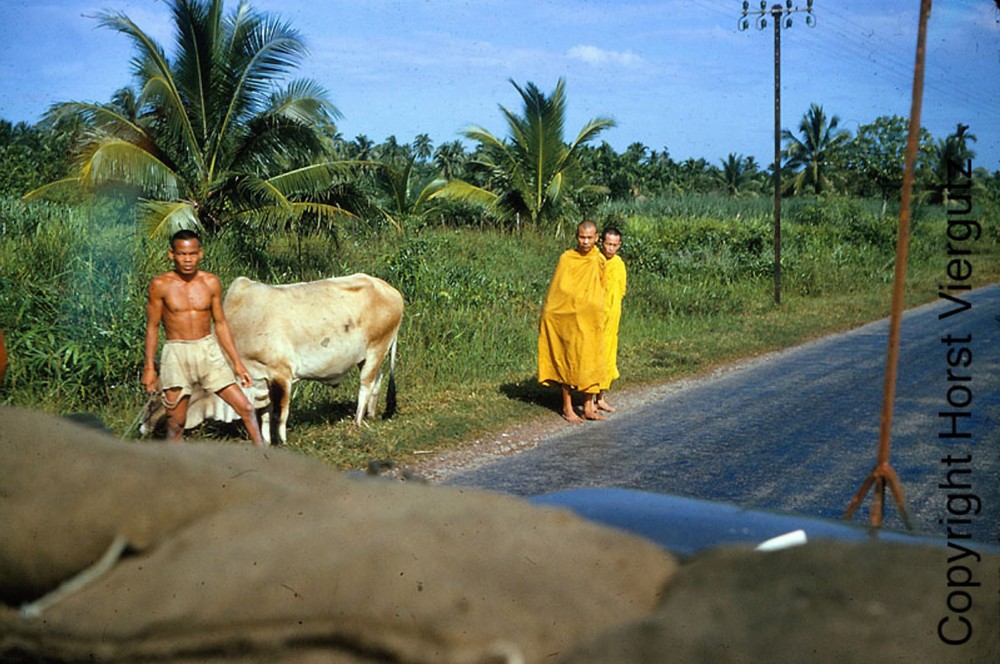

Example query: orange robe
[537,247,606,394]
[600,254,627,391]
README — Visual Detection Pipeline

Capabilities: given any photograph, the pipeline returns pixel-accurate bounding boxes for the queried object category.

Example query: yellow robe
[537,247,606,394]
[600,254,627,391]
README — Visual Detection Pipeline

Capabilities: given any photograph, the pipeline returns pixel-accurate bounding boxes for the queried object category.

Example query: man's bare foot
[596,399,616,412]
[582,404,606,421]
[562,410,584,423]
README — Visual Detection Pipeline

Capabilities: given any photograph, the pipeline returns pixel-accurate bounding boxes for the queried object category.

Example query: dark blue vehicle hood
[529,487,1000,558]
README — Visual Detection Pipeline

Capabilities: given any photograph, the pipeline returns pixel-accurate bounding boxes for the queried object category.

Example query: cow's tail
[383,333,398,419]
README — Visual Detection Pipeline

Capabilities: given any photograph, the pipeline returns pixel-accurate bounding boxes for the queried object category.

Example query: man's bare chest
[163,281,213,314]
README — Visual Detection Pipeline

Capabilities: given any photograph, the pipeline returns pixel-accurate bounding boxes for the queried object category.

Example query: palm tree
[431,78,615,230]
[372,156,446,228]
[578,141,630,200]
[621,142,650,198]
[412,133,434,163]
[716,153,756,197]
[433,140,468,179]
[350,134,375,160]
[782,103,850,196]
[927,124,977,204]
[676,157,713,195]
[376,135,407,162]
[28,0,353,237]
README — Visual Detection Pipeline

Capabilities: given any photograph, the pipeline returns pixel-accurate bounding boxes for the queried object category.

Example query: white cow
[141,274,403,445]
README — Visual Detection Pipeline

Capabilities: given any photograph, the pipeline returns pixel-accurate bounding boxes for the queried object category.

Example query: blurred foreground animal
[141,274,402,444]
[0,330,7,384]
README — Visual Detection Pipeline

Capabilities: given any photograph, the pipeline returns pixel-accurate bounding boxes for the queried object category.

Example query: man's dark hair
[170,229,201,249]
[601,226,622,241]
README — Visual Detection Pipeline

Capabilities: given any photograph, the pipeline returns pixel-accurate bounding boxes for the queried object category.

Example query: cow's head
[139,395,168,438]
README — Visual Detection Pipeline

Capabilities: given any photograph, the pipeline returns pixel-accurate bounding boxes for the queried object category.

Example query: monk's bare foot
[596,399,616,412]
[582,405,606,421]
[562,410,584,423]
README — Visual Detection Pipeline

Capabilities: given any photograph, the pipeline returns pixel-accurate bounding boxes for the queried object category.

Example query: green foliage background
[2,192,998,469]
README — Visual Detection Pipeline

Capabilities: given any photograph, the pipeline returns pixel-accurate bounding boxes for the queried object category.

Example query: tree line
[0,0,995,236]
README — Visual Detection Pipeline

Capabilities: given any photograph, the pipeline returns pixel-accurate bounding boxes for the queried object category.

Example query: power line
[801,5,996,116]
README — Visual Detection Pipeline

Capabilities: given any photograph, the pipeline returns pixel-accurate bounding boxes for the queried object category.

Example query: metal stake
[843,0,933,530]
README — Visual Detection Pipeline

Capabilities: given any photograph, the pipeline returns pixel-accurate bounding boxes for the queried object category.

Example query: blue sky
[1,0,998,169]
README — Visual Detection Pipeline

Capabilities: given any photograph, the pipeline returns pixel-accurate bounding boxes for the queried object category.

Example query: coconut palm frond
[288,200,356,222]
[545,171,565,201]
[412,178,448,212]
[78,139,182,198]
[429,179,499,207]
[21,177,84,202]
[264,161,358,197]
[269,79,343,126]
[99,9,203,174]
[137,198,202,238]
[239,175,294,215]
[566,116,616,161]
[140,74,206,178]
[226,11,306,105]
[462,125,506,152]
[32,0,352,236]
[457,78,611,227]
[95,10,174,86]
[45,101,150,146]
[244,200,354,235]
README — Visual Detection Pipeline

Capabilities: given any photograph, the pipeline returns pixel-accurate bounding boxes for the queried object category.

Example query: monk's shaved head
[574,221,599,255]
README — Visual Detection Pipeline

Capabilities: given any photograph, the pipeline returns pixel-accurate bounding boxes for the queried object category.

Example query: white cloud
[567,45,643,67]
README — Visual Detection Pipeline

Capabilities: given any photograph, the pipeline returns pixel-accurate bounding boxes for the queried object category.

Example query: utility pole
[739,1,816,305]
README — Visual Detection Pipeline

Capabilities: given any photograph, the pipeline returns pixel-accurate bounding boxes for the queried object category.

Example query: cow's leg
[259,407,272,446]
[247,376,272,445]
[367,370,384,419]
[381,336,399,419]
[269,375,293,445]
[354,365,371,427]
[355,356,384,426]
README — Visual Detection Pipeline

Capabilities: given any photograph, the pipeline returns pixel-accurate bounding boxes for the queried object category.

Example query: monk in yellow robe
[538,221,607,422]
[596,227,626,412]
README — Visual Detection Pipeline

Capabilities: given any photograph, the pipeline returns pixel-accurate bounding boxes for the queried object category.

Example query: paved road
[447,284,1000,543]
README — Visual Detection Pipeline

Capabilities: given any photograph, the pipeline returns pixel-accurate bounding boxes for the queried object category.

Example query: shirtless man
[142,230,264,445]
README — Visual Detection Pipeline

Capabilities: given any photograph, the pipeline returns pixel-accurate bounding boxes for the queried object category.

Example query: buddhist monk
[595,227,627,412]
[538,220,607,422]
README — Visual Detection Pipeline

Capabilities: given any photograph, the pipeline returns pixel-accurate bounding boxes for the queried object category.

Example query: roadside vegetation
[3,193,998,469]
[2,0,999,471]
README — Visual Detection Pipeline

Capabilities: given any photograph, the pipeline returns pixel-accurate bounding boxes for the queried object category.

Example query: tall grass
[0,198,150,411]
[2,192,998,466]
